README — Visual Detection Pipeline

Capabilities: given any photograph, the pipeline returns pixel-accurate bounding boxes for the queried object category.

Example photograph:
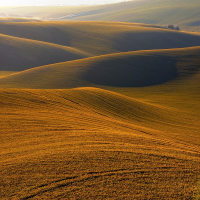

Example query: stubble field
[0,20,199,199]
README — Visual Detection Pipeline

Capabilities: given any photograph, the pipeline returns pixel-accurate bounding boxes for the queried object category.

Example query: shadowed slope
[0,87,199,199]
[1,21,200,57]
[0,46,199,89]
[0,33,90,71]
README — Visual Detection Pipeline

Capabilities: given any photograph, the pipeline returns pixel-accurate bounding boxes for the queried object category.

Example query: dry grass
[0,33,89,71]
[1,21,200,73]
[0,46,199,90]
[0,71,17,78]
[0,21,200,199]
[0,88,199,199]
[1,21,200,58]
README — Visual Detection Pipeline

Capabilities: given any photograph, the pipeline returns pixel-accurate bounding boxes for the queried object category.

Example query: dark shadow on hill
[0,41,86,71]
[114,31,200,53]
[0,23,72,47]
[83,55,178,87]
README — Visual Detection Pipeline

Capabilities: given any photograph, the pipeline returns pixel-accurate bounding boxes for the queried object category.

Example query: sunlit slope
[2,0,200,31]
[0,33,89,71]
[0,1,152,19]
[0,87,199,199]
[1,46,199,90]
[0,5,98,19]
[66,0,200,32]
[0,17,41,22]
[116,0,200,32]
[0,71,17,77]
[1,21,200,56]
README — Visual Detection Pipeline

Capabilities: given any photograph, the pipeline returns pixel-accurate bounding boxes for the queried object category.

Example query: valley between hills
[0,1,200,199]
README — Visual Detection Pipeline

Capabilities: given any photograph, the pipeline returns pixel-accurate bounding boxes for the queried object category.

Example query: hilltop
[0,33,89,71]
[1,21,200,71]
[2,22,200,55]
[1,0,200,31]
[1,45,199,118]
[0,17,41,22]
[0,46,199,89]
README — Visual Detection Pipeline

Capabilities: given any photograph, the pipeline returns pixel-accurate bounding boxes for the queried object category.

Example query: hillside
[68,0,200,32]
[0,1,151,19]
[0,33,90,71]
[1,0,200,31]
[0,17,200,199]
[1,21,200,72]
[0,87,199,199]
[0,71,16,77]
[1,46,199,90]
[1,45,199,118]
[0,17,41,22]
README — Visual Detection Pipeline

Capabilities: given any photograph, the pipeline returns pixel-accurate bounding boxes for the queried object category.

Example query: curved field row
[0,87,199,199]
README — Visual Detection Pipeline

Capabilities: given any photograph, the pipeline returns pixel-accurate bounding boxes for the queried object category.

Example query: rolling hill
[0,87,199,199]
[1,21,200,72]
[0,18,199,199]
[0,46,199,90]
[1,22,200,55]
[0,1,151,20]
[0,33,90,71]
[67,0,200,32]
[1,0,200,31]
[0,17,41,22]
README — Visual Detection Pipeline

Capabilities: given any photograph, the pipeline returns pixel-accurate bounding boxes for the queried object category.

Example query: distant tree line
[165,25,181,31]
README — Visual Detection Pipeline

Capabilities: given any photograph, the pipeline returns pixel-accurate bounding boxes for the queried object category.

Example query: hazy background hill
[1,0,200,31]
[0,17,41,22]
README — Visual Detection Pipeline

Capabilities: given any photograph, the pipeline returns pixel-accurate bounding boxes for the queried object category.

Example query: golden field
[0,20,199,199]
[0,87,199,199]
[1,21,200,57]
[1,21,200,71]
